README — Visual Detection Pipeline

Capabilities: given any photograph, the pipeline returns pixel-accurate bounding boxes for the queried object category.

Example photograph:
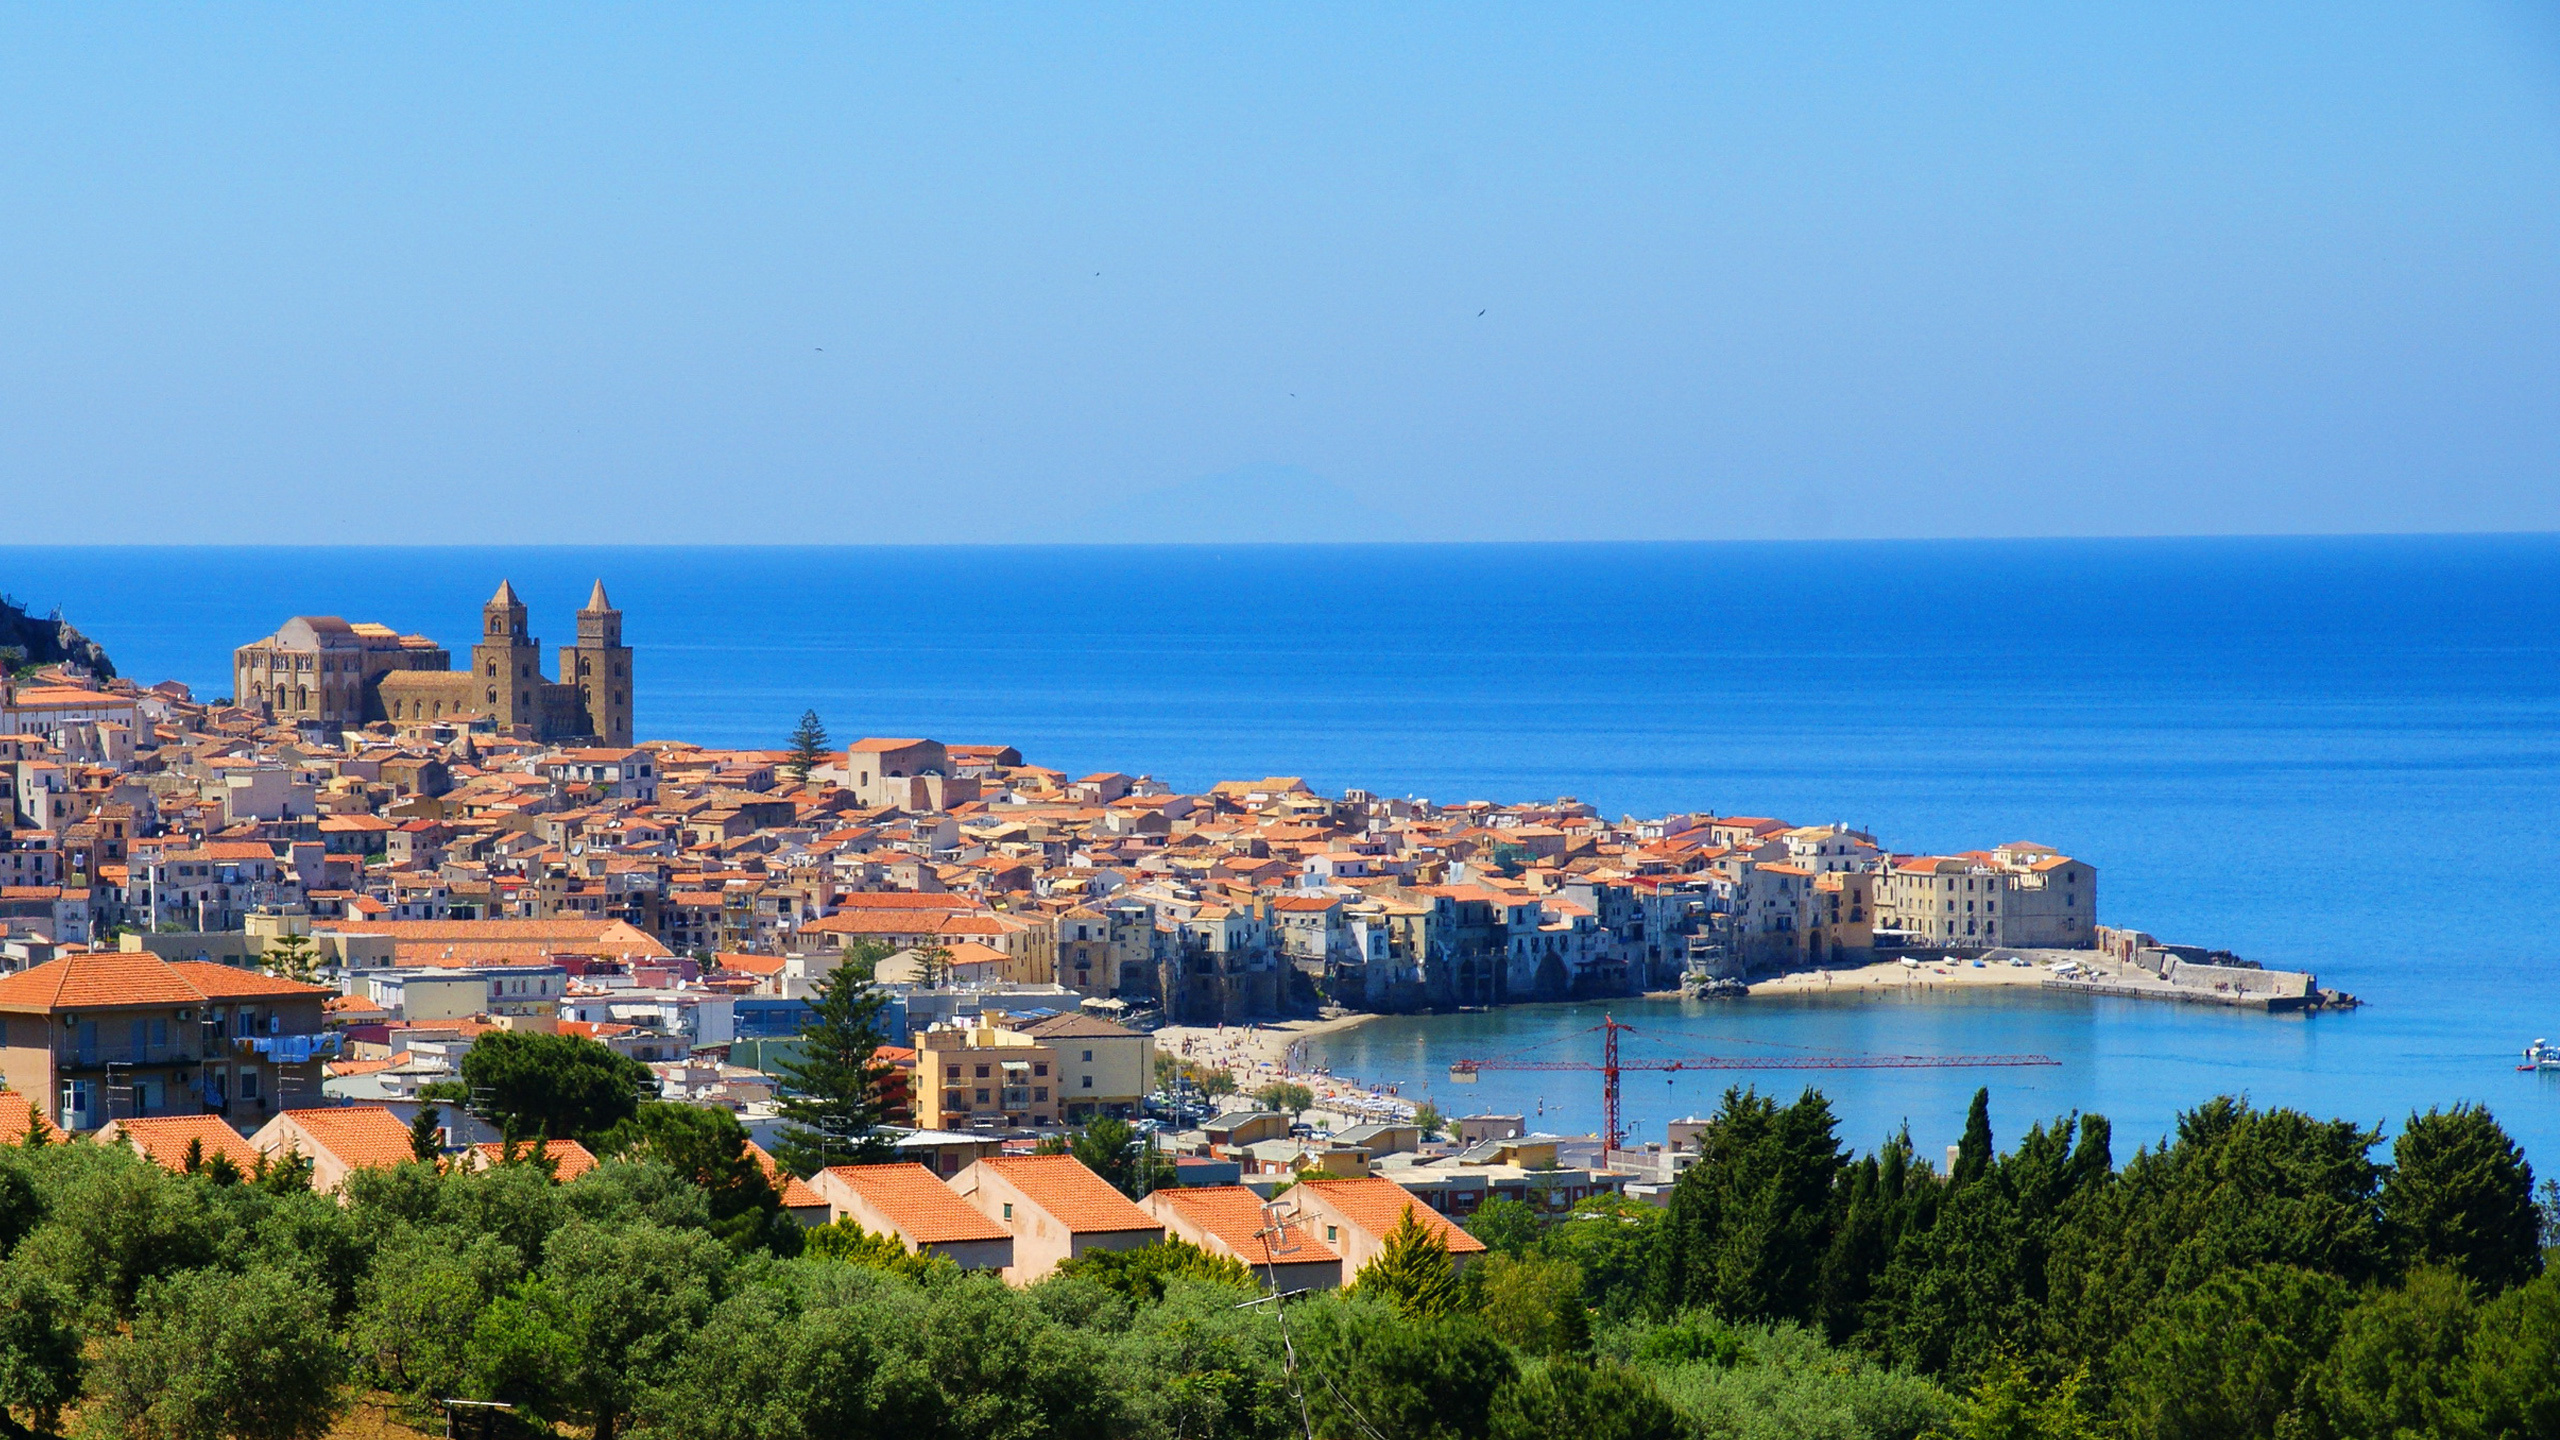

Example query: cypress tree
[1651,1087,1845,1326]
[2382,1104,2543,1294]
[1952,1088,1993,1188]
[2067,1113,2113,1193]
[409,1105,445,1164]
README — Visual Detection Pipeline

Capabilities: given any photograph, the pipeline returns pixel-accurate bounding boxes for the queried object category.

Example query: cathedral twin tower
[468,578,635,747]
[233,579,634,746]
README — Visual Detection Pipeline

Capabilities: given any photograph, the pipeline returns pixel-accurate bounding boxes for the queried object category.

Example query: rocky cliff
[0,593,116,680]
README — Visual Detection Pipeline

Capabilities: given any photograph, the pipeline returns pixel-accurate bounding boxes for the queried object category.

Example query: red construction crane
[1447,1014,2060,1153]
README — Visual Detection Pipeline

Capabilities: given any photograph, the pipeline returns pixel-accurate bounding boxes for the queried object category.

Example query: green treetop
[261,931,320,985]
[785,709,829,780]
[459,1030,655,1144]
[770,940,898,1176]
[1354,1202,1463,1320]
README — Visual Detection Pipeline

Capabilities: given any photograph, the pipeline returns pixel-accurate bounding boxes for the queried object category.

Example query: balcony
[56,1045,201,1071]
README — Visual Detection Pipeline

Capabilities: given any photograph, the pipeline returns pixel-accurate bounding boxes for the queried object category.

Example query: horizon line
[6,529,2559,552]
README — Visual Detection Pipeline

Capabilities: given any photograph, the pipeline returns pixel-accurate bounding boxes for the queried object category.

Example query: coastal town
[0,580,2322,1213]
[0,579,2525,1439]
[0,581,2324,1135]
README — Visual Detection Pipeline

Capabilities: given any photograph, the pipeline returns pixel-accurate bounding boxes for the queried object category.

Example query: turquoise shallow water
[5,536,2557,1163]
[1307,986,2560,1167]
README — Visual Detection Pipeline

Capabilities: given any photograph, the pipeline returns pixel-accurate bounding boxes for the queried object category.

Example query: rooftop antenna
[1246,1195,1319,1440]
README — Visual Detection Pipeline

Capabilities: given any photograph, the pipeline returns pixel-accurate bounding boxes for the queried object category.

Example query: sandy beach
[1154,1013,1413,1123]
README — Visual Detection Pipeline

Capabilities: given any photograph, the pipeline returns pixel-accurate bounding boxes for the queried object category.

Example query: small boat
[2522,1039,2560,1072]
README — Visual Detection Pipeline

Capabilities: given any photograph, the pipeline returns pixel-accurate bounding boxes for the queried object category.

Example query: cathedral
[233,580,634,745]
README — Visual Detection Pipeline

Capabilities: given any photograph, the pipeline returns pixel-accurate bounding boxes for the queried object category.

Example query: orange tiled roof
[823,1162,1009,1244]
[0,953,217,1011]
[0,1092,54,1143]
[976,1154,1159,1234]
[800,912,951,936]
[470,1138,598,1181]
[746,1142,827,1209]
[1153,1184,1340,1266]
[107,1114,263,1172]
[277,1106,416,1172]
[314,917,667,946]
[1296,1175,1487,1254]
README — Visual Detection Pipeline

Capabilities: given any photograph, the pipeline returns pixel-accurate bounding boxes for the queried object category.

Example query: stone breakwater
[1701,947,2353,1013]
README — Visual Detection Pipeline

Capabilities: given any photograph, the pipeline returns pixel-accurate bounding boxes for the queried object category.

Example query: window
[239,1069,261,1099]
[1034,1087,1047,1101]
[1325,1225,1338,1242]
[976,1089,990,1103]
[975,1065,990,1079]
[1002,1202,1014,1220]
[1082,1050,1094,1062]
[1033,1064,1048,1077]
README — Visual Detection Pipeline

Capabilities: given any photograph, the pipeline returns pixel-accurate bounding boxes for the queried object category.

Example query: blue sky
[5,5,2556,543]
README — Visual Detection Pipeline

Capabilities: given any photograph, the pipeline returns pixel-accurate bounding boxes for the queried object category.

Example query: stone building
[234,580,632,744]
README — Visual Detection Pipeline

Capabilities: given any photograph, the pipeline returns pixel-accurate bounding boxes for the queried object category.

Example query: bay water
[7,537,2557,1164]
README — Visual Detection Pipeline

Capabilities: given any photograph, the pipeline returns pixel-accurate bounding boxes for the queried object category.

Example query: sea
[5,537,2557,1168]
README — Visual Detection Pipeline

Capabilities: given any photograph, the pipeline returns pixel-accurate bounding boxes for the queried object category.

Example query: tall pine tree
[771,940,898,1175]
[785,709,830,781]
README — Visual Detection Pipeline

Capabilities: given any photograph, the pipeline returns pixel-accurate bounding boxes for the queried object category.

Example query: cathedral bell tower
[560,578,633,746]
[471,579,542,731]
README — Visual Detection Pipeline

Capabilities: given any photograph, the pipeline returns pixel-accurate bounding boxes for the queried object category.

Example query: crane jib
[1441,1015,2060,1153]
[1448,1054,2058,1073]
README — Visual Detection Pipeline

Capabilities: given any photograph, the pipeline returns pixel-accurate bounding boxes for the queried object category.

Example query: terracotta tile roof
[942,940,1011,966]
[823,1162,1010,1244]
[1296,1175,1487,1253]
[470,1138,598,1181]
[312,917,668,954]
[800,912,948,936]
[0,953,209,1011]
[1151,1184,1340,1266]
[827,892,974,910]
[277,1106,416,1172]
[976,1154,1160,1234]
[746,1142,827,1210]
[0,1092,54,1143]
[107,1114,262,1172]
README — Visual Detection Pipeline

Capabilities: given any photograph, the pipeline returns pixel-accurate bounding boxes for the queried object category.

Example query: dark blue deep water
[7,538,2558,1163]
